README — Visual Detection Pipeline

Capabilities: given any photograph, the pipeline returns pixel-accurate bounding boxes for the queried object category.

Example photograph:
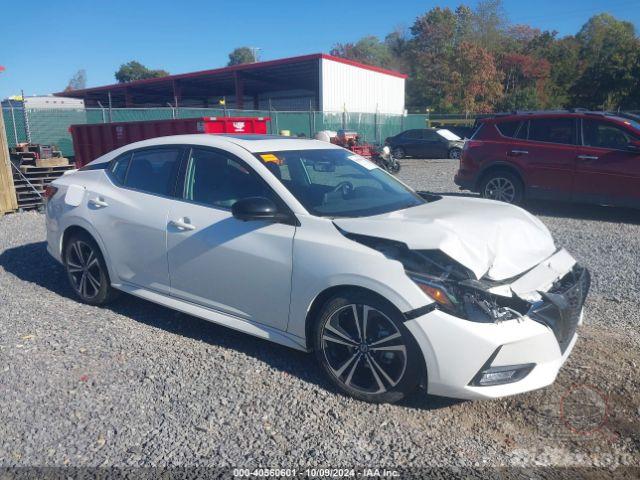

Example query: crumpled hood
[333,196,556,281]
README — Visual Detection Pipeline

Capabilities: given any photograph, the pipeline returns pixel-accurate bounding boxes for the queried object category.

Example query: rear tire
[480,170,524,204]
[391,147,405,159]
[64,232,117,305]
[313,291,424,404]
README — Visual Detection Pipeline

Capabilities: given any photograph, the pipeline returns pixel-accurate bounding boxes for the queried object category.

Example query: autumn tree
[405,7,458,111]
[472,0,507,51]
[447,42,503,112]
[330,5,640,112]
[528,32,581,108]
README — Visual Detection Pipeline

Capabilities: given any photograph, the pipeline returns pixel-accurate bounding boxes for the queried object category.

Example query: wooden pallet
[12,164,76,210]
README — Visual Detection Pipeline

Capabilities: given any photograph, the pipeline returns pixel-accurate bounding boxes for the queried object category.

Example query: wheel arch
[304,285,407,351]
[475,162,526,193]
[60,221,118,285]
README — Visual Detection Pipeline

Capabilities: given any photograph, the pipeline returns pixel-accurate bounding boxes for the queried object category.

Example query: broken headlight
[342,231,529,323]
[407,273,525,321]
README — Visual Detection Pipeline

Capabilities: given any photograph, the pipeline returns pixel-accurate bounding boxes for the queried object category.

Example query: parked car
[45,134,589,403]
[385,128,465,159]
[455,111,640,207]
[436,125,476,140]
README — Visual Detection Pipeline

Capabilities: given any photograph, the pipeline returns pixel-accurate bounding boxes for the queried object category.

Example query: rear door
[397,130,422,156]
[87,146,184,294]
[573,118,640,207]
[166,146,295,331]
[506,117,577,201]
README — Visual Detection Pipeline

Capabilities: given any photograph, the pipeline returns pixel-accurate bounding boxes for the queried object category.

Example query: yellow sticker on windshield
[260,153,282,165]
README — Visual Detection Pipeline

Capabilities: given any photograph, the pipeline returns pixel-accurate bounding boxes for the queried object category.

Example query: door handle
[577,155,599,161]
[89,197,109,208]
[169,217,196,231]
[508,149,529,156]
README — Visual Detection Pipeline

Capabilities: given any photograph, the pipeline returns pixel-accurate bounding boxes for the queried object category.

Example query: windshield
[437,129,462,141]
[255,149,425,217]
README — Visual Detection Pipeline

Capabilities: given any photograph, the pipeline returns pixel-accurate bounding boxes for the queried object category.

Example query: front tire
[480,170,524,204]
[313,291,424,404]
[64,232,117,305]
[448,147,462,160]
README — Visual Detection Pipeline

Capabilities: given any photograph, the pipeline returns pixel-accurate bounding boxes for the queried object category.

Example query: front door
[420,129,448,158]
[573,118,640,207]
[166,147,295,331]
[87,147,183,294]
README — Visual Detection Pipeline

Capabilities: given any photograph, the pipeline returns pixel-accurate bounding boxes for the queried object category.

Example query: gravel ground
[0,159,638,473]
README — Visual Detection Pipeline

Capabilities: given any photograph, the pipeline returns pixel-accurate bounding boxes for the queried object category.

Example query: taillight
[466,140,484,148]
[44,185,59,200]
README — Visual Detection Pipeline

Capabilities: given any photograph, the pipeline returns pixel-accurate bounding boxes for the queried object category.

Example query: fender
[288,272,428,340]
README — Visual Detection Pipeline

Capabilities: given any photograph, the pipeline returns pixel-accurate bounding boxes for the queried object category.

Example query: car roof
[216,134,342,152]
[88,134,343,165]
[483,110,640,126]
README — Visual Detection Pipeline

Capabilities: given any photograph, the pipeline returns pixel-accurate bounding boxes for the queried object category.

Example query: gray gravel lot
[0,159,638,471]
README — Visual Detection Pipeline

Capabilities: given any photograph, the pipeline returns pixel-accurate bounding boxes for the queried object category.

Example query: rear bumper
[405,308,582,400]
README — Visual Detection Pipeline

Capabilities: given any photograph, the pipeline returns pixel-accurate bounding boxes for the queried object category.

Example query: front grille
[528,265,591,353]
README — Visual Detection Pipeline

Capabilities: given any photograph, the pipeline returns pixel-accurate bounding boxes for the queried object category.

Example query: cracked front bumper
[405,308,582,400]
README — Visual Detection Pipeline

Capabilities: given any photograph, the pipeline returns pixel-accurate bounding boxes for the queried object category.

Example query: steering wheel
[332,181,354,197]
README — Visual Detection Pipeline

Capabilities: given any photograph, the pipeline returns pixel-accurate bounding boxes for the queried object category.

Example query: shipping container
[69,116,270,167]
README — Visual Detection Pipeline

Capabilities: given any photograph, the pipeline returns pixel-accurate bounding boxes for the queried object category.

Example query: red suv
[454,111,640,207]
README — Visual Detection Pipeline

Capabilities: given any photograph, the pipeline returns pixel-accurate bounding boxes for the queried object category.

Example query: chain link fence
[2,106,475,158]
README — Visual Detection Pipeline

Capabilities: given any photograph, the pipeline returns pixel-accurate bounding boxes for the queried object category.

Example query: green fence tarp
[2,107,474,157]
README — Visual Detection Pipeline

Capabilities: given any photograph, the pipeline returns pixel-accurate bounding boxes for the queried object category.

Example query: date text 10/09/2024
[233,468,401,478]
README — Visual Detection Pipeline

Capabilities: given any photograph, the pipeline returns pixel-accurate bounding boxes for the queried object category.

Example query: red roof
[55,53,406,96]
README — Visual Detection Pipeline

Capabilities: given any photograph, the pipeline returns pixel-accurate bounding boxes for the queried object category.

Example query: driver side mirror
[232,197,279,222]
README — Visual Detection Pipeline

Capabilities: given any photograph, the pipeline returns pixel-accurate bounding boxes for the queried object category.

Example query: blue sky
[1,0,638,99]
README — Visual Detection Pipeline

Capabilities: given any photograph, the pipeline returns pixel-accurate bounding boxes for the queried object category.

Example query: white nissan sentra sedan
[45,134,589,403]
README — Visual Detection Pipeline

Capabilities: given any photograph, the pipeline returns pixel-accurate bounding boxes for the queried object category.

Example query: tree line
[65,1,639,114]
[330,1,640,112]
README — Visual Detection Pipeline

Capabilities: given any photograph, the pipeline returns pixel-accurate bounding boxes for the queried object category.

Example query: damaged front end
[344,232,590,350]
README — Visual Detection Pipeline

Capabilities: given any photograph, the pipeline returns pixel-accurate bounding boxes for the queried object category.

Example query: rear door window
[125,148,182,196]
[583,119,638,149]
[402,130,422,139]
[528,118,575,145]
[496,120,521,138]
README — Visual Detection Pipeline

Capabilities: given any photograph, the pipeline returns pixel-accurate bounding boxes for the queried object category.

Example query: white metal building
[57,54,407,114]
[319,55,406,114]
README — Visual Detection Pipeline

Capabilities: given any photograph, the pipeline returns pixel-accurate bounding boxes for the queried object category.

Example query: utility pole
[248,47,262,63]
